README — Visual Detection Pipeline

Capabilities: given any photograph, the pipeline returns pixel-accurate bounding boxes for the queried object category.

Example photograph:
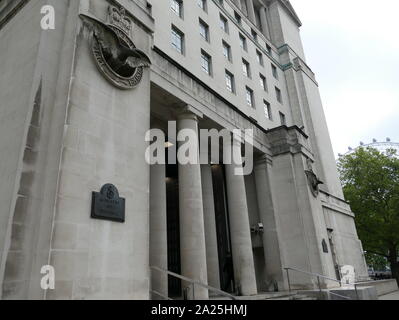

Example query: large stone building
[0,0,368,299]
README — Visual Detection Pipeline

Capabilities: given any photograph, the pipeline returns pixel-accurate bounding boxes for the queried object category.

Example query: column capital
[175,104,203,121]
[255,154,273,168]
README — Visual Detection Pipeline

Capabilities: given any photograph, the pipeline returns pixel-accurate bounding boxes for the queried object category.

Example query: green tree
[338,147,399,284]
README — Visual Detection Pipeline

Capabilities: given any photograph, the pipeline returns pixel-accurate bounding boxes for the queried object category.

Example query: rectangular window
[242,59,250,78]
[275,87,282,103]
[272,64,278,79]
[225,70,235,93]
[197,0,207,11]
[251,29,258,42]
[266,44,272,55]
[171,26,184,54]
[246,87,255,108]
[199,19,210,42]
[279,112,286,125]
[260,74,267,91]
[256,50,263,66]
[222,41,232,62]
[201,50,212,75]
[171,0,183,18]
[239,34,247,51]
[220,14,228,33]
[264,101,272,120]
[234,11,241,25]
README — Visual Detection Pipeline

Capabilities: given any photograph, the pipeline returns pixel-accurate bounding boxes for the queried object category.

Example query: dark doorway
[211,165,235,293]
[166,164,181,297]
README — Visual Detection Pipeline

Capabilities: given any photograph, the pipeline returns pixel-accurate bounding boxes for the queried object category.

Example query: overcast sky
[290,0,399,156]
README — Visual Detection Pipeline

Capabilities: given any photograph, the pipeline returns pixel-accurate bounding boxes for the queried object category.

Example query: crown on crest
[108,5,132,35]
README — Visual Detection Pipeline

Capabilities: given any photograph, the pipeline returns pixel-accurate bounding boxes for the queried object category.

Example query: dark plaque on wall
[91,184,125,223]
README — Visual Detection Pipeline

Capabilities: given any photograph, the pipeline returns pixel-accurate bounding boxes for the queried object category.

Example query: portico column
[254,155,284,291]
[259,5,271,39]
[149,149,168,299]
[177,110,209,299]
[224,137,258,296]
[201,164,221,290]
[245,0,256,24]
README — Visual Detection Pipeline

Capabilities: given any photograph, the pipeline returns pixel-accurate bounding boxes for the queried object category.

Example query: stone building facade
[0,0,368,299]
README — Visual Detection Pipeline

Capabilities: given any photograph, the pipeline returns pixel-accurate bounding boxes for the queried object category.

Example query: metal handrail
[150,266,236,300]
[284,267,361,300]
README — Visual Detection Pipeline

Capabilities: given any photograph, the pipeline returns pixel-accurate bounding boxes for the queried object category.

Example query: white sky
[290,0,399,156]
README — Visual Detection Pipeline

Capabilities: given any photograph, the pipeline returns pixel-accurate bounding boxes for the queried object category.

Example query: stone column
[259,6,271,39]
[224,137,257,296]
[201,164,221,290]
[245,0,256,24]
[254,155,284,290]
[150,145,168,299]
[177,110,209,299]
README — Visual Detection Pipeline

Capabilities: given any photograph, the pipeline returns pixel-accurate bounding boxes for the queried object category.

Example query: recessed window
[272,64,278,79]
[199,19,210,42]
[279,112,286,125]
[197,0,207,11]
[171,26,184,54]
[242,59,251,78]
[246,87,255,108]
[239,34,247,51]
[256,50,263,66]
[264,101,272,120]
[260,74,267,91]
[234,11,241,25]
[219,14,229,33]
[222,41,232,62]
[266,44,272,55]
[251,29,258,42]
[171,0,183,18]
[201,50,212,75]
[275,87,282,103]
[225,70,235,93]
[218,0,224,7]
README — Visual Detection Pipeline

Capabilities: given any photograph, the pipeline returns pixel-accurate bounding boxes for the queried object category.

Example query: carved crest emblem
[305,158,324,197]
[79,5,151,90]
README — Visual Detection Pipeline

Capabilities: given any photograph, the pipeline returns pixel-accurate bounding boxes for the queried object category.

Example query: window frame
[171,25,184,54]
[225,70,235,93]
[201,50,212,76]
[245,86,255,108]
[199,18,210,42]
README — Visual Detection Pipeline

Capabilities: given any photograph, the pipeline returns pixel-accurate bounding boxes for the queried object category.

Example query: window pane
[171,0,182,17]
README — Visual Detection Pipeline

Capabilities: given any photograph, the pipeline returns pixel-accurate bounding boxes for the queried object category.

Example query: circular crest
[91,24,143,90]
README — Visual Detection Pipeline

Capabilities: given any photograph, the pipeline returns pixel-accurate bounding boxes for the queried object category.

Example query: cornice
[0,0,30,31]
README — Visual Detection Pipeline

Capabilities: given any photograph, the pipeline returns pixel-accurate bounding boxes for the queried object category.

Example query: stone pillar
[201,164,221,290]
[150,147,168,299]
[245,0,256,24]
[224,137,257,296]
[259,6,271,39]
[177,110,209,299]
[254,155,284,290]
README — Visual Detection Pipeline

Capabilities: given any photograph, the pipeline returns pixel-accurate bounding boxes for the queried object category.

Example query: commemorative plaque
[91,184,125,223]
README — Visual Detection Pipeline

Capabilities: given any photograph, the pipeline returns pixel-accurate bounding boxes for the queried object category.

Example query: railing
[284,267,361,300]
[150,266,236,300]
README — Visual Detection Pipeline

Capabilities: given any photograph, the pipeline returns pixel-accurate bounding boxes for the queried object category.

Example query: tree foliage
[338,147,399,283]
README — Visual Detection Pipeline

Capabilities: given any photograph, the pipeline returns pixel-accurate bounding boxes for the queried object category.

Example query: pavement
[378,291,399,300]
